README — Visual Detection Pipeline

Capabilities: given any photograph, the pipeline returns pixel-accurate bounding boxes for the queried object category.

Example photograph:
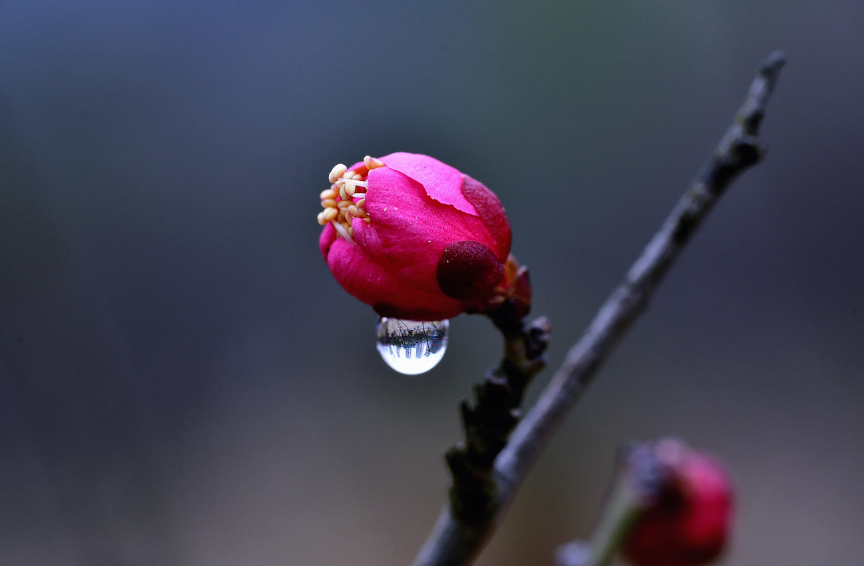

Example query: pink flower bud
[624,440,734,566]
[318,152,512,321]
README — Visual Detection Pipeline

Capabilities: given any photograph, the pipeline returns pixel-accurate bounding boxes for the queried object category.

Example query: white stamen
[331,220,355,244]
[339,178,368,188]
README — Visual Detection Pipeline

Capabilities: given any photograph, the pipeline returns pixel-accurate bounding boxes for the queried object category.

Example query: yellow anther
[364,156,384,170]
[320,158,377,231]
[328,164,347,183]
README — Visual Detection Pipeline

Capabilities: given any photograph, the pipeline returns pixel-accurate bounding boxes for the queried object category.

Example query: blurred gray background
[1,1,862,565]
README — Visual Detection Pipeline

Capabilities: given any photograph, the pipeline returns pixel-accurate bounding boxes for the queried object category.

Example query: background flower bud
[623,439,734,566]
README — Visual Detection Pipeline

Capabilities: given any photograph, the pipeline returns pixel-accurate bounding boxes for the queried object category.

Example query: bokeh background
[1,1,863,565]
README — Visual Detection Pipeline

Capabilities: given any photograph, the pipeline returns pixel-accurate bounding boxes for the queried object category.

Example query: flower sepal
[480,254,532,320]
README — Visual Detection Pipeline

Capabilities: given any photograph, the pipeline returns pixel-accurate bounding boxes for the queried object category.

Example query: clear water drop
[376,317,449,375]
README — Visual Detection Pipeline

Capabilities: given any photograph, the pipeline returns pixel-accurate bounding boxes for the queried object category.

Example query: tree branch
[410,51,786,566]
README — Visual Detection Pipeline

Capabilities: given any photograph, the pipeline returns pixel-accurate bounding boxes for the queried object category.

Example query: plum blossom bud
[623,439,734,566]
[318,152,515,321]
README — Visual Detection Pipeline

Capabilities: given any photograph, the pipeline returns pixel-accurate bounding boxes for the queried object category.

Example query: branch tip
[761,50,786,81]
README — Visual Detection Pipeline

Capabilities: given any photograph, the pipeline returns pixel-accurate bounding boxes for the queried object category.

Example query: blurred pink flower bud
[623,439,734,566]
[318,152,514,321]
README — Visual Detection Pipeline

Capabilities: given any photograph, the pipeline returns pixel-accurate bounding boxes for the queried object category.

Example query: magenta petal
[365,167,496,295]
[351,216,398,270]
[319,222,336,259]
[352,216,383,253]
[461,175,512,262]
[380,152,478,216]
[326,236,463,320]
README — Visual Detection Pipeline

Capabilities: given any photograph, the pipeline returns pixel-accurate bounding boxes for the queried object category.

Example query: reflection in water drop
[376,317,449,375]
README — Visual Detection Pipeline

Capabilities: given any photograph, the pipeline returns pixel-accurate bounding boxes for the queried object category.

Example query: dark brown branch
[410,51,786,566]
[445,310,551,524]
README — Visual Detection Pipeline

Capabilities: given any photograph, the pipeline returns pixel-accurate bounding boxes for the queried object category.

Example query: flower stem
[556,453,649,566]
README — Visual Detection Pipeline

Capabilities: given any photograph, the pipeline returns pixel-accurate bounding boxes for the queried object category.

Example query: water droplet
[376,317,449,375]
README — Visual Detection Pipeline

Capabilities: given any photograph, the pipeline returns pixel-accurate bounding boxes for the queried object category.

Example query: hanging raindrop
[376,317,449,375]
